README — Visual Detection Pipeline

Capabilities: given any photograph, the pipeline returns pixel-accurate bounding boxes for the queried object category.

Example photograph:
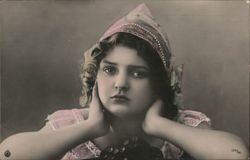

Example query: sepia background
[1,0,249,147]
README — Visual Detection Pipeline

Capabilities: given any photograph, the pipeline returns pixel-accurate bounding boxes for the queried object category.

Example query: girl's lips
[110,95,130,102]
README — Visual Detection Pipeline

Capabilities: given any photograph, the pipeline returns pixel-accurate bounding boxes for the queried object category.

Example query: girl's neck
[110,116,144,137]
[93,115,164,150]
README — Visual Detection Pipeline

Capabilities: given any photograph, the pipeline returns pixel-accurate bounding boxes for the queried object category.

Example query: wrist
[142,116,162,136]
[86,119,109,138]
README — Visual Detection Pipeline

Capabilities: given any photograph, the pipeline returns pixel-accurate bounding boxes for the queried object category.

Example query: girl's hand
[87,83,110,138]
[142,99,164,136]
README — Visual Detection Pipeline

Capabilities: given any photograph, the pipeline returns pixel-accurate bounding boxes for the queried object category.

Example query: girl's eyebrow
[102,60,117,65]
[102,60,149,71]
[128,65,149,71]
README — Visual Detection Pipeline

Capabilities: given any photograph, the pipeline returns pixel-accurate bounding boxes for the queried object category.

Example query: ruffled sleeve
[45,108,101,160]
[177,109,211,127]
[161,109,211,159]
[46,108,86,130]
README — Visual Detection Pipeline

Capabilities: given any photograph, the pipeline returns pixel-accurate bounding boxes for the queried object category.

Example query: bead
[113,148,119,154]
[121,147,126,152]
[123,139,129,145]
[108,147,114,152]
[4,150,11,157]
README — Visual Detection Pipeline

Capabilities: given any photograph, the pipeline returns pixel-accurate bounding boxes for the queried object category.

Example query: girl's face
[97,46,156,119]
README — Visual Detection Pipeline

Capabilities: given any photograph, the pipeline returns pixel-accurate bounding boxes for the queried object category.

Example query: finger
[91,82,98,104]
[149,99,163,114]
[91,82,97,102]
[90,82,103,112]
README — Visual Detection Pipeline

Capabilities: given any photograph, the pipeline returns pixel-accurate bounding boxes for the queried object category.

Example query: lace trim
[177,110,211,127]
[85,141,101,157]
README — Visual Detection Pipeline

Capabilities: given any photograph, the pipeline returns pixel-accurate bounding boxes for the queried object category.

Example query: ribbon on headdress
[171,64,184,109]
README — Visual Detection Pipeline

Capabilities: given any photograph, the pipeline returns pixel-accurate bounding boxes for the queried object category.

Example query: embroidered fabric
[46,108,211,160]
[99,136,164,160]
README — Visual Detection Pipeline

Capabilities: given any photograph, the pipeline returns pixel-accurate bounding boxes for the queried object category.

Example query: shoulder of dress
[46,107,89,130]
[176,109,211,127]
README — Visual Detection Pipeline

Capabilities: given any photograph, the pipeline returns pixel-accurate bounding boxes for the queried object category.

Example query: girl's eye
[103,66,116,75]
[130,70,148,79]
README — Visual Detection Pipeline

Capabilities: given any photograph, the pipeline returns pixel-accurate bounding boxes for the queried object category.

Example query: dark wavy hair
[80,33,178,120]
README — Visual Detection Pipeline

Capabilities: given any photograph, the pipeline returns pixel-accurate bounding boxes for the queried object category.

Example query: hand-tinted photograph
[0,0,249,159]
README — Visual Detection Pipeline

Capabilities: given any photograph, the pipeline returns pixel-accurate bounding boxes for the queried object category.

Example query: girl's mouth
[110,95,130,103]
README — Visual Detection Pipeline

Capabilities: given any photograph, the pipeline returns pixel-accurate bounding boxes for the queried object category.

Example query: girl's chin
[104,104,130,118]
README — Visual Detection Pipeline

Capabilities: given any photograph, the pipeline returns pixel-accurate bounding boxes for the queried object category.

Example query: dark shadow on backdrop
[1,0,249,147]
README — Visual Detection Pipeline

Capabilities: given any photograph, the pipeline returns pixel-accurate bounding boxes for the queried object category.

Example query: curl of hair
[79,45,104,107]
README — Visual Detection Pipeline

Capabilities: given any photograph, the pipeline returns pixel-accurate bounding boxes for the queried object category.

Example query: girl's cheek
[97,75,111,93]
[97,74,108,86]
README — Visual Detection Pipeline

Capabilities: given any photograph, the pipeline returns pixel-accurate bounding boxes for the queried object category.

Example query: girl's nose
[114,71,129,92]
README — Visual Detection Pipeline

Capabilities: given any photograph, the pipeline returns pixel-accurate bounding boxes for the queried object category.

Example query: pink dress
[46,108,211,159]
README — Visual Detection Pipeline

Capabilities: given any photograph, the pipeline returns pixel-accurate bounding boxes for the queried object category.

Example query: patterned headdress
[81,3,183,108]
[100,3,172,75]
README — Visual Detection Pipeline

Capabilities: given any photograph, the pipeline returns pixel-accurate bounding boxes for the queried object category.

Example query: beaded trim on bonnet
[99,3,172,75]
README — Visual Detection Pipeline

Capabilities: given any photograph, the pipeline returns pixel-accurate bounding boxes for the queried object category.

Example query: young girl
[0,3,248,160]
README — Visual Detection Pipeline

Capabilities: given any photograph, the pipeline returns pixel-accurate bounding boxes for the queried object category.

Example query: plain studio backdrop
[1,0,249,147]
